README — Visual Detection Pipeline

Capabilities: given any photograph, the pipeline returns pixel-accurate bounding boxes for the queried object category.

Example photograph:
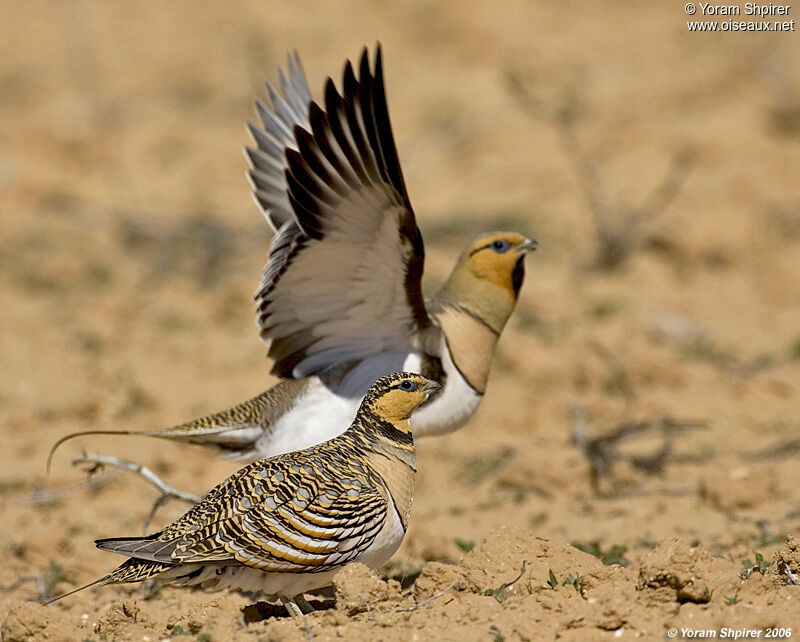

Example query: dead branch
[745,437,800,462]
[72,451,203,533]
[503,561,528,590]
[570,405,707,493]
[395,581,459,613]
[22,474,115,506]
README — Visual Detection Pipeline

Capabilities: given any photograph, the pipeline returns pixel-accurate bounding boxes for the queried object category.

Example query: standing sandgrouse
[49,46,535,471]
[49,373,438,617]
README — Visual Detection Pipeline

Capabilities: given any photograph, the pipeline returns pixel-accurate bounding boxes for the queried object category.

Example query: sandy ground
[2,1,800,640]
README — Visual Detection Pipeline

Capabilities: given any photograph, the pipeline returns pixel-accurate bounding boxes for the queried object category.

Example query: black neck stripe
[441,334,483,395]
[452,303,501,336]
[372,417,414,446]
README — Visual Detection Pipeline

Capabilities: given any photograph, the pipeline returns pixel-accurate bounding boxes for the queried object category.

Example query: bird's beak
[518,237,538,254]
[423,380,442,394]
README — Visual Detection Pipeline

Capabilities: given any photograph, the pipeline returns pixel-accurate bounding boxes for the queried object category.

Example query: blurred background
[1,0,800,636]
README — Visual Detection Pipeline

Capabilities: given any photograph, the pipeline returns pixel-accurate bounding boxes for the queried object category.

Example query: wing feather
[246,51,312,232]
[97,451,389,574]
[247,46,431,379]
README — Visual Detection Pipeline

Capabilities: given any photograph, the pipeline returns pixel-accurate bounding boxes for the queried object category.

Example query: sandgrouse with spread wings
[50,46,536,467]
[49,373,438,617]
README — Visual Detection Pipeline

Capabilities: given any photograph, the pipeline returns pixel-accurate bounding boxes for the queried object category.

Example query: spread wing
[247,46,431,379]
[96,452,389,573]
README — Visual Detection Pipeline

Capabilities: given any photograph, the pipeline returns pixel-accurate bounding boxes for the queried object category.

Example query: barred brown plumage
[47,372,439,617]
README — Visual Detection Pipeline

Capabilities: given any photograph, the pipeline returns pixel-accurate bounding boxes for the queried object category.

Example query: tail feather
[95,534,178,564]
[106,558,176,584]
[45,389,289,473]
[47,429,138,473]
[44,575,109,605]
[45,558,177,605]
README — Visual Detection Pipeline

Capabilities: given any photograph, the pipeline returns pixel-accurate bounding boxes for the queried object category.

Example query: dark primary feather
[247,46,431,379]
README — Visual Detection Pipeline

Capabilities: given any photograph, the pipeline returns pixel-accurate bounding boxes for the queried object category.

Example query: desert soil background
[2,1,800,640]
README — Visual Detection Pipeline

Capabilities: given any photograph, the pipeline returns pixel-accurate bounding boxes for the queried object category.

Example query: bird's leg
[72,452,203,532]
[279,595,305,618]
[293,594,316,614]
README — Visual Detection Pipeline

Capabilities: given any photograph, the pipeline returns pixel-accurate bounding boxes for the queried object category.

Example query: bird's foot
[279,595,306,618]
[293,594,316,614]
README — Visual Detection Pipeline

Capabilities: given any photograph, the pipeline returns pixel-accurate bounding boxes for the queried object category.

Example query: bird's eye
[398,380,417,392]
[491,240,510,253]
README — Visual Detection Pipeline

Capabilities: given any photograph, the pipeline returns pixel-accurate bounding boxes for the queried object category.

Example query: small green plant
[681,337,736,369]
[725,590,740,606]
[482,563,527,603]
[483,585,509,603]
[588,300,621,319]
[562,573,583,593]
[512,629,532,642]
[572,541,629,566]
[528,512,547,528]
[42,560,68,597]
[790,337,800,360]
[740,552,771,579]
[753,530,786,547]
[168,625,191,636]
[547,570,558,589]
[489,626,506,642]
[381,560,423,587]
[454,538,474,553]
[701,586,713,603]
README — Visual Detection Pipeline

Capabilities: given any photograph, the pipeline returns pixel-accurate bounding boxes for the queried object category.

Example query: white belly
[356,498,406,569]
[254,346,482,457]
[257,352,424,458]
[410,340,483,437]
[257,382,360,457]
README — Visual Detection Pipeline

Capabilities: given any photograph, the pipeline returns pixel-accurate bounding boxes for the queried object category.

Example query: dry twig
[745,437,800,462]
[503,561,528,590]
[22,474,114,506]
[73,451,203,532]
[395,581,459,613]
[570,405,707,493]
[785,564,800,587]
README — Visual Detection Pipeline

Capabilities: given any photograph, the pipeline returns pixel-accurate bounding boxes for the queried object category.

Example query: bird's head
[436,232,537,333]
[462,232,537,296]
[362,372,441,424]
